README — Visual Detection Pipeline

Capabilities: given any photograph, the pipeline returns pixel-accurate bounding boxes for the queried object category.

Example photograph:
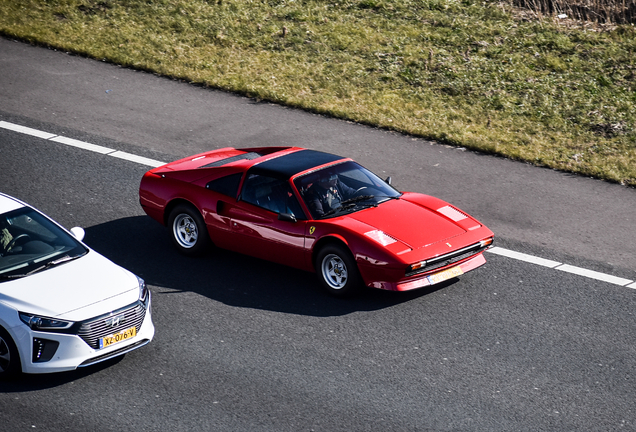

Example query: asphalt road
[1,37,636,431]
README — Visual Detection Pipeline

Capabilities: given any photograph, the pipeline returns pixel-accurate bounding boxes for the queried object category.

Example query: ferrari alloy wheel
[0,327,20,379]
[168,204,211,256]
[316,244,362,297]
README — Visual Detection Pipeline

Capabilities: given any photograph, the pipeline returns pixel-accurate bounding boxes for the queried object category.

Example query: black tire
[315,243,362,297]
[168,204,211,256]
[0,327,21,379]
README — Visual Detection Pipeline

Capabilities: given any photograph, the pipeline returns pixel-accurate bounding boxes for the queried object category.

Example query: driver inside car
[0,219,13,254]
[306,173,357,216]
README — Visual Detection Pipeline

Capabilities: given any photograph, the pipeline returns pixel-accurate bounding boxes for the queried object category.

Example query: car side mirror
[385,176,392,185]
[278,213,297,223]
[70,227,85,241]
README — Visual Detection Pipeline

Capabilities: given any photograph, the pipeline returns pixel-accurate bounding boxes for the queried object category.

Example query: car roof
[151,147,349,184]
[248,149,346,180]
[0,192,26,214]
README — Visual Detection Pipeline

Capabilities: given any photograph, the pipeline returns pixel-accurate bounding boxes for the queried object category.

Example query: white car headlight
[19,313,74,331]
[138,276,149,305]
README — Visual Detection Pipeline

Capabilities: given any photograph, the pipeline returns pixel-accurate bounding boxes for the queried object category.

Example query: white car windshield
[0,207,87,280]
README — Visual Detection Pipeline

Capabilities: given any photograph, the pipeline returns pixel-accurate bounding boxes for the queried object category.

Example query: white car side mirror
[70,227,85,242]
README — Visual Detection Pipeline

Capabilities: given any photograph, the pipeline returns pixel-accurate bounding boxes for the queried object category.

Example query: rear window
[200,152,262,168]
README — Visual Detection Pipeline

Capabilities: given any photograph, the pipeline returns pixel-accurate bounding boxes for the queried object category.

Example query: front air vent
[437,205,468,222]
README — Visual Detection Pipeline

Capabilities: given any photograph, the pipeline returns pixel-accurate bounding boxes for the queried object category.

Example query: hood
[0,250,140,322]
[348,198,467,249]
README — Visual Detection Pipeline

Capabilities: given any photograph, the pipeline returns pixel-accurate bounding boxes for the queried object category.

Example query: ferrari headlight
[19,313,74,331]
[409,261,427,272]
[480,237,494,248]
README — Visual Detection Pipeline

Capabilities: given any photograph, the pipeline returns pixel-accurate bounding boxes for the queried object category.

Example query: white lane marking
[109,150,165,168]
[2,120,635,289]
[0,120,56,139]
[50,135,115,154]
[0,120,165,167]
[486,247,635,287]
[487,246,561,268]
[556,264,634,286]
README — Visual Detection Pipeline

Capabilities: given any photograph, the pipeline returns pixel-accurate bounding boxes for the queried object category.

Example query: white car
[0,193,154,376]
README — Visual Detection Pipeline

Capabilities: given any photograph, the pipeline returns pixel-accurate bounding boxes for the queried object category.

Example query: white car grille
[77,302,147,349]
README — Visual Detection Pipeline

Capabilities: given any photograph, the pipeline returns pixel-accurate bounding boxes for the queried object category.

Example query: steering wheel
[354,186,368,194]
[4,234,31,255]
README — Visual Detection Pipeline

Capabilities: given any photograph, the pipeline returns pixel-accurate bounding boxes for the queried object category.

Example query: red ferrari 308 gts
[139,147,494,296]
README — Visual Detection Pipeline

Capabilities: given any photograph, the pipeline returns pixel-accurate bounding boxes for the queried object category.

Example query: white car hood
[0,250,140,322]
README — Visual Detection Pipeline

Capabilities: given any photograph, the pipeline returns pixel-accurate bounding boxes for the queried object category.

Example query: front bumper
[14,297,155,374]
[365,252,487,292]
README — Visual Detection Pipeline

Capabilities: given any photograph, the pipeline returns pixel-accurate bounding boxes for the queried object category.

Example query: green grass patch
[1,0,635,186]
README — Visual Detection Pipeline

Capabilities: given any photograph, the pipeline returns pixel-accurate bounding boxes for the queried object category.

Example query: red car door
[216,173,311,271]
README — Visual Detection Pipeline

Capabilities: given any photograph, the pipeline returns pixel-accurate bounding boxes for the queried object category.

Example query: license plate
[99,326,137,349]
[427,266,464,285]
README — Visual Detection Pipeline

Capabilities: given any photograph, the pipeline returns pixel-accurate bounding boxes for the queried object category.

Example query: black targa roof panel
[248,149,345,179]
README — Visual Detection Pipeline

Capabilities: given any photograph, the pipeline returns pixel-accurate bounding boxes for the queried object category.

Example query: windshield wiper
[340,195,375,205]
[320,206,344,218]
[25,254,79,276]
[0,273,26,281]
[374,194,400,201]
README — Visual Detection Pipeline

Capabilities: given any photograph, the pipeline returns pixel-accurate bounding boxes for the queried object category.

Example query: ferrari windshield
[294,161,401,219]
[0,207,87,280]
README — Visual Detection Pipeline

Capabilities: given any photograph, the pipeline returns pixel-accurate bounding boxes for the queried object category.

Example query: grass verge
[1,0,635,186]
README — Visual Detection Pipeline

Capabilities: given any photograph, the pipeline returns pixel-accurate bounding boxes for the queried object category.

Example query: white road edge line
[2,120,635,289]
[0,121,57,139]
[0,120,165,167]
[487,246,635,287]
[50,135,115,154]
[555,264,633,287]
[109,150,166,168]
[487,246,561,268]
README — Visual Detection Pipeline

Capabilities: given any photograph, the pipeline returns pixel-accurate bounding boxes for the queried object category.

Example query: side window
[241,174,306,220]
[206,173,243,198]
